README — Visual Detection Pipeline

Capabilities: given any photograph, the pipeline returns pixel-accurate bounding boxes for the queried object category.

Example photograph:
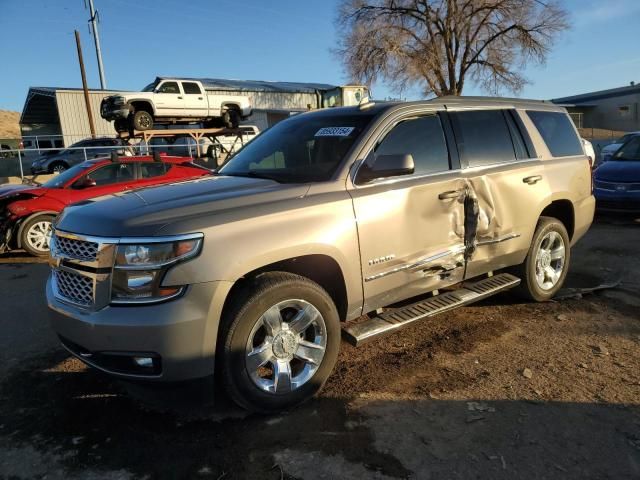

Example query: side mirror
[74,177,97,189]
[358,154,415,183]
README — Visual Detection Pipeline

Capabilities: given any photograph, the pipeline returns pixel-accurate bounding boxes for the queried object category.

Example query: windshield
[219,113,374,183]
[613,137,640,161]
[42,163,93,188]
[142,81,158,92]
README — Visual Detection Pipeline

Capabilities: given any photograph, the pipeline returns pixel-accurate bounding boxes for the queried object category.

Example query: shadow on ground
[1,345,639,479]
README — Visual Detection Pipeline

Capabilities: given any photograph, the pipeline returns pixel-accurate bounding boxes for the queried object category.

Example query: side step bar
[343,273,521,346]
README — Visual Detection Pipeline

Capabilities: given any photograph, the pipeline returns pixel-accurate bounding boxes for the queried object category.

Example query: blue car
[594,136,640,212]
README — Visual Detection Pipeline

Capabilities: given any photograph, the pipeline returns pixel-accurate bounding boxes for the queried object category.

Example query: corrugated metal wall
[56,90,124,145]
[210,90,318,111]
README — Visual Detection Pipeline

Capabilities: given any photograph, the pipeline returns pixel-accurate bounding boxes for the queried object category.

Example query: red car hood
[0,183,45,200]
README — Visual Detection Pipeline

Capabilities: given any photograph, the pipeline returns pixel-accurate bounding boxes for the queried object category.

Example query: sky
[0,0,639,112]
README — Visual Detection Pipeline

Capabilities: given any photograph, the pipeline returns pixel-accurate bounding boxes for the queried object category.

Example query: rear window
[526,111,583,157]
[449,110,517,167]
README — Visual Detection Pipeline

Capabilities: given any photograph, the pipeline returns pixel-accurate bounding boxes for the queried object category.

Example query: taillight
[589,158,594,194]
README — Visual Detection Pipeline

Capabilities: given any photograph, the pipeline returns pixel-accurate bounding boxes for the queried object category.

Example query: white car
[100,78,252,132]
[599,131,640,163]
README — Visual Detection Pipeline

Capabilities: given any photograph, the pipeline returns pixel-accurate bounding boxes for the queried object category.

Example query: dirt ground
[1,215,639,479]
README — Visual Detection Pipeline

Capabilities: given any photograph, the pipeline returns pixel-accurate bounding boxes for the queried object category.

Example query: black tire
[220,272,341,413]
[49,161,68,174]
[511,216,571,302]
[131,110,154,131]
[222,108,240,129]
[20,214,55,257]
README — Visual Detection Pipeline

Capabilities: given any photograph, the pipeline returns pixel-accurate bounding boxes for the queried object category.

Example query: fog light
[133,357,154,368]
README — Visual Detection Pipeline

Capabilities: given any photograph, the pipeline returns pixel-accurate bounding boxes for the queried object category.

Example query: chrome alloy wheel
[534,231,566,290]
[245,299,327,394]
[52,164,67,174]
[26,220,53,253]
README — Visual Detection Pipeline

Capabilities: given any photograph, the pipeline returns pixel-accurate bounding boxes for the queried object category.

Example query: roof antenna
[153,150,162,162]
[110,151,119,163]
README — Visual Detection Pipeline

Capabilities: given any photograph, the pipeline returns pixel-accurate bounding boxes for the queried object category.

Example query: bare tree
[336,0,569,97]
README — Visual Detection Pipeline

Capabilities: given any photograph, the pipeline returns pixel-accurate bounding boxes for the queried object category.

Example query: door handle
[177,96,183,99]
[438,189,462,200]
[523,175,542,185]
[198,97,203,100]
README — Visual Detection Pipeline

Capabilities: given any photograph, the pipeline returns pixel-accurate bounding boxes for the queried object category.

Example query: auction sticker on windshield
[315,127,355,137]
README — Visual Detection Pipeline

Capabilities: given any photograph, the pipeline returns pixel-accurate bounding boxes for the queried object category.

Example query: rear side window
[526,111,583,157]
[373,115,450,176]
[449,110,516,167]
[87,163,135,186]
[140,162,170,178]
[182,82,202,95]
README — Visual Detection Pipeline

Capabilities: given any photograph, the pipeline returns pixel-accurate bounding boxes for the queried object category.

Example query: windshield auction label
[315,127,355,137]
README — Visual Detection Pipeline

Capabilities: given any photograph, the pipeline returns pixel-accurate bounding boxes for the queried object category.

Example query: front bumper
[101,107,130,121]
[594,188,640,212]
[47,276,233,382]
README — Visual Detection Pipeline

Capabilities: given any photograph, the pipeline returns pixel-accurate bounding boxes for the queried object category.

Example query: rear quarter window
[526,111,583,157]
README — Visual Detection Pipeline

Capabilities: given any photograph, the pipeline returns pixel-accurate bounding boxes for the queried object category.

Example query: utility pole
[87,0,107,89]
[75,30,97,138]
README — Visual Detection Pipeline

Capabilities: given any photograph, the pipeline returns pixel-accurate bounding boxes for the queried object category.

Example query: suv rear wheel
[512,216,570,301]
[220,272,340,413]
[21,214,55,257]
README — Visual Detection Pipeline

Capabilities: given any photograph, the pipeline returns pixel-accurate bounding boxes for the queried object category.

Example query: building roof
[552,83,640,105]
[156,77,338,93]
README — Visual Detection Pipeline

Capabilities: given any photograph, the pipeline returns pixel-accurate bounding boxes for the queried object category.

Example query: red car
[0,154,211,256]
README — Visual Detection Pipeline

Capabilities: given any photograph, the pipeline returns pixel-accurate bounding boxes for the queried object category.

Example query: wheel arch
[221,254,350,324]
[539,199,575,240]
[129,100,155,116]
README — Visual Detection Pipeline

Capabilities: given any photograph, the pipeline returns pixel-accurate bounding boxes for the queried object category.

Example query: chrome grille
[53,270,94,306]
[54,235,99,261]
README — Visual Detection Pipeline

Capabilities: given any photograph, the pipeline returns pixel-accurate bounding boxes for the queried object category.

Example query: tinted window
[450,110,516,167]
[86,163,135,186]
[140,162,170,178]
[158,82,180,94]
[182,82,202,95]
[372,115,450,176]
[527,111,583,157]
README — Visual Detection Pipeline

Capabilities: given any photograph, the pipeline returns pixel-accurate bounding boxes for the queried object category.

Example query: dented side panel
[350,172,468,312]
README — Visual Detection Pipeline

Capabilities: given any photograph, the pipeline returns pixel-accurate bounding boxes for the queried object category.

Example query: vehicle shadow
[1,348,638,480]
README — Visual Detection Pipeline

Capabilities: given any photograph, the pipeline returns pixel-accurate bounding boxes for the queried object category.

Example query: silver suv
[47,98,595,412]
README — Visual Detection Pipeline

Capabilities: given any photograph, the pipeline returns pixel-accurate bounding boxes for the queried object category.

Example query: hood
[55,175,310,237]
[0,183,43,200]
[595,160,640,183]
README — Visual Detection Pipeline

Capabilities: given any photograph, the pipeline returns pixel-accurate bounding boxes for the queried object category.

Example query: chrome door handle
[438,189,462,200]
[523,175,542,185]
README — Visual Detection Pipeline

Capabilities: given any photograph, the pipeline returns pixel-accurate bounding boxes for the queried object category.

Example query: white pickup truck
[100,78,252,132]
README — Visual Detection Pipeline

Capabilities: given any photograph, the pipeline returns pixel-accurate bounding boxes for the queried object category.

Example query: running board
[343,273,521,346]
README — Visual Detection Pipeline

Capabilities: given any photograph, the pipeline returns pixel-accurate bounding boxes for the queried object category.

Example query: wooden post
[74,30,96,138]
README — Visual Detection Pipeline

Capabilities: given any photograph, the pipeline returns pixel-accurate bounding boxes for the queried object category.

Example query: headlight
[111,234,203,304]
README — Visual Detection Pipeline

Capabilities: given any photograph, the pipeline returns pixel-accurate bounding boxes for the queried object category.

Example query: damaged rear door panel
[446,108,549,280]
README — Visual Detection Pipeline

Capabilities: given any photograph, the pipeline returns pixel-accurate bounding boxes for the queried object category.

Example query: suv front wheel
[512,216,570,301]
[220,272,340,413]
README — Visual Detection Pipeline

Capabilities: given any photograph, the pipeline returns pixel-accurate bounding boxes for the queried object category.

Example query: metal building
[20,87,128,148]
[20,80,369,147]
[552,82,640,131]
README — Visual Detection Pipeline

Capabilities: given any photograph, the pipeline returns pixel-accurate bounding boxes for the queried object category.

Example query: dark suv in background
[30,137,131,174]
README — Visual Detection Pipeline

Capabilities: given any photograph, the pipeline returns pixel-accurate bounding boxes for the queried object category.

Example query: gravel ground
[0,215,639,479]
